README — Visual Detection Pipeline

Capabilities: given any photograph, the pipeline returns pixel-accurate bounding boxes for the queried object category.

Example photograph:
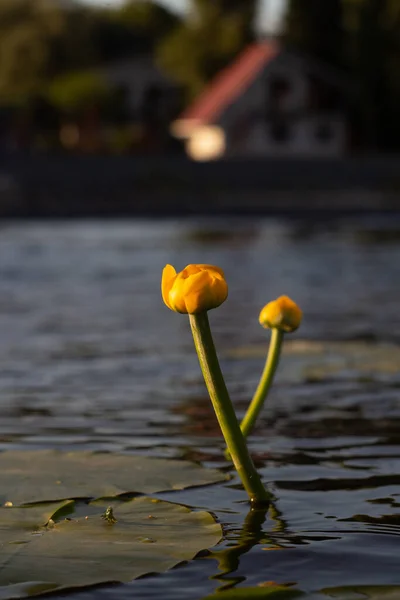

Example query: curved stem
[240,328,283,438]
[189,313,270,506]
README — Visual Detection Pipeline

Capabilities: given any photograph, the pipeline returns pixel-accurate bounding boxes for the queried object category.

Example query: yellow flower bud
[259,295,302,333]
[161,264,228,314]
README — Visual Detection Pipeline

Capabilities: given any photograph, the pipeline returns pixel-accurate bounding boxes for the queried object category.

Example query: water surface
[0,217,399,598]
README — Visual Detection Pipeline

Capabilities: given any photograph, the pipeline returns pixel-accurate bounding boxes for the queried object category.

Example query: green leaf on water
[0,582,60,599]
[0,501,73,531]
[321,585,400,599]
[0,496,222,597]
[0,453,224,596]
[203,584,304,599]
[0,451,228,506]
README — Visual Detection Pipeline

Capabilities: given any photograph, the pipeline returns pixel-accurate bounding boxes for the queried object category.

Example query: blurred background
[0,0,399,215]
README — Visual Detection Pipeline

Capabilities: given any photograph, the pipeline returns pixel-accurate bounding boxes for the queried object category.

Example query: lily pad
[203,584,303,599]
[0,451,228,506]
[0,501,73,532]
[0,497,221,597]
[321,585,400,599]
[0,583,61,599]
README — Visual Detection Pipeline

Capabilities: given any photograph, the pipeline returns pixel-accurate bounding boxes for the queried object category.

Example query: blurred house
[99,57,180,124]
[172,41,351,161]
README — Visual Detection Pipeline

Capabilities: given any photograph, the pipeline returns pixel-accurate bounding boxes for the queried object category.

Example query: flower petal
[208,273,228,306]
[168,273,189,313]
[183,270,211,296]
[183,271,211,313]
[161,264,177,309]
[182,264,202,278]
[197,265,225,278]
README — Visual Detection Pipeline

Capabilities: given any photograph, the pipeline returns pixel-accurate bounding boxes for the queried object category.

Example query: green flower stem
[240,327,283,438]
[189,313,270,506]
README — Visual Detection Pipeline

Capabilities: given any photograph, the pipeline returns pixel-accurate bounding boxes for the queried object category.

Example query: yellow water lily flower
[259,295,302,333]
[162,264,228,314]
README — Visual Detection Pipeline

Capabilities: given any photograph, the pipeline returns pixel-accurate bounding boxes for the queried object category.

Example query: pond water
[0,217,399,599]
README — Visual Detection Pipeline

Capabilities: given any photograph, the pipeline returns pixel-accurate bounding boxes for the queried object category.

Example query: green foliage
[203,587,303,599]
[0,0,181,104]
[91,1,180,62]
[0,451,223,595]
[0,450,227,505]
[352,0,400,148]
[52,4,99,72]
[158,0,258,100]
[284,0,344,67]
[48,71,111,112]
[0,0,398,149]
[321,586,400,599]
[116,0,180,42]
[0,495,221,597]
[283,0,400,150]
[0,0,64,100]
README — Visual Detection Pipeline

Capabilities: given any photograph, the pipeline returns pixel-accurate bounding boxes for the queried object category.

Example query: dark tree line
[0,0,257,153]
[159,0,257,99]
[0,0,181,104]
[1,0,399,151]
[0,0,256,107]
[283,0,400,150]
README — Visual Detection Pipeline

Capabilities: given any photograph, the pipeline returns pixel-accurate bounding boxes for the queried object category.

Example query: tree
[283,0,400,150]
[0,0,181,103]
[158,0,258,99]
[117,0,180,44]
[0,0,66,100]
[48,71,111,113]
[283,0,344,67]
[93,1,181,61]
[341,0,400,149]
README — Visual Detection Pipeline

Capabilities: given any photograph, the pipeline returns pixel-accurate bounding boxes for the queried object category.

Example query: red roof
[179,41,280,124]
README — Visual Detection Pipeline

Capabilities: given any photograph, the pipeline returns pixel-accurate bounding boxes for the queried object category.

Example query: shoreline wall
[1,155,400,217]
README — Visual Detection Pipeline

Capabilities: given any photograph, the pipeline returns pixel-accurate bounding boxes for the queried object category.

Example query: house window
[315,122,334,143]
[268,75,291,112]
[270,120,290,143]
